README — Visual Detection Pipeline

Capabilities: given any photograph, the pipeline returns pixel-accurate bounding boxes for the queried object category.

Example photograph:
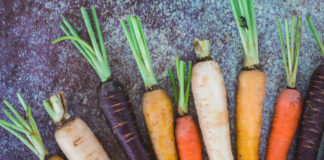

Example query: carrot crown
[0,93,49,160]
[168,57,192,116]
[121,16,158,90]
[231,0,259,68]
[193,38,210,59]
[276,16,302,88]
[42,92,70,125]
[52,6,111,82]
[307,16,324,58]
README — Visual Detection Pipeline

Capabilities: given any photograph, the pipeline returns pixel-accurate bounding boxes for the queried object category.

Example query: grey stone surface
[0,0,323,159]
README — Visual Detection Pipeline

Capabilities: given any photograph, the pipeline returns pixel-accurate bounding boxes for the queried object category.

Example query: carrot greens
[52,6,111,82]
[230,0,259,67]
[121,16,158,90]
[168,57,192,116]
[0,93,49,160]
[276,16,301,88]
[307,16,324,57]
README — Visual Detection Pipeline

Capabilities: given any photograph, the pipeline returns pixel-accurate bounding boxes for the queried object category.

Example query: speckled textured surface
[0,0,323,160]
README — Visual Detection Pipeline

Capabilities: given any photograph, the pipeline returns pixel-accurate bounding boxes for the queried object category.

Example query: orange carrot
[169,57,202,160]
[266,89,302,160]
[175,115,202,160]
[266,16,302,160]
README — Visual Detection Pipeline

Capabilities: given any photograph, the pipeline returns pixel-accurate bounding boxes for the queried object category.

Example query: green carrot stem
[276,16,301,88]
[168,68,178,104]
[230,0,259,67]
[42,92,69,124]
[307,16,324,57]
[0,93,49,160]
[121,16,158,89]
[53,6,111,82]
[168,57,192,116]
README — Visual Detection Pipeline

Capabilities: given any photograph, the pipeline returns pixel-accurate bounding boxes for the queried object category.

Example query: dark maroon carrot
[294,16,324,160]
[51,6,151,160]
[98,81,151,159]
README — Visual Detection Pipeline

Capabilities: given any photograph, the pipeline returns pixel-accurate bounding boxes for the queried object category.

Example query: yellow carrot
[231,0,266,159]
[121,16,177,160]
[236,70,266,159]
[143,89,177,159]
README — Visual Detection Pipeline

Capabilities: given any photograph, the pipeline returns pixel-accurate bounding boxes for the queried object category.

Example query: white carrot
[191,39,233,160]
[42,92,110,160]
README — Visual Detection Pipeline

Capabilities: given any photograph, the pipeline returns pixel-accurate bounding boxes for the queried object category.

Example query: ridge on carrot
[294,16,324,160]
[230,0,266,159]
[266,16,302,160]
[191,38,233,160]
[168,57,202,160]
[0,93,63,160]
[52,6,151,160]
[121,16,177,160]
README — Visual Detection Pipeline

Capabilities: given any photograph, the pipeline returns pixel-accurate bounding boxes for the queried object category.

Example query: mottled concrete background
[0,0,323,159]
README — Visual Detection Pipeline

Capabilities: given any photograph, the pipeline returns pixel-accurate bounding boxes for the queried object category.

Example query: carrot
[230,1,266,159]
[191,39,233,160]
[266,16,302,160]
[294,16,324,160]
[51,6,150,160]
[42,92,110,160]
[168,57,202,160]
[121,16,177,160]
[0,93,63,160]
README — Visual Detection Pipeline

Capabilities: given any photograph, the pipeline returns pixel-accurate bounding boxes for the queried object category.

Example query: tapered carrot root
[55,118,110,160]
[266,89,302,160]
[236,69,266,160]
[191,60,233,160]
[176,115,202,160]
[142,89,177,160]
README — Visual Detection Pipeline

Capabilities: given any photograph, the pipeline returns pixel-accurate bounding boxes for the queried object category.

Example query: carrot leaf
[121,16,158,89]
[52,6,111,82]
[231,0,259,68]
[276,16,301,88]
[0,93,49,159]
[307,16,324,58]
[168,57,192,116]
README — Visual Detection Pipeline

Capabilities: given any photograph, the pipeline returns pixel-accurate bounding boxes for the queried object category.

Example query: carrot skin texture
[176,115,202,160]
[236,69,266,160]
[191,60,233,160]
[142,89,177,160]
[266,88,302,160]
[55,118,110,160]
[295,64,324,160]
[98,80,151,160]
